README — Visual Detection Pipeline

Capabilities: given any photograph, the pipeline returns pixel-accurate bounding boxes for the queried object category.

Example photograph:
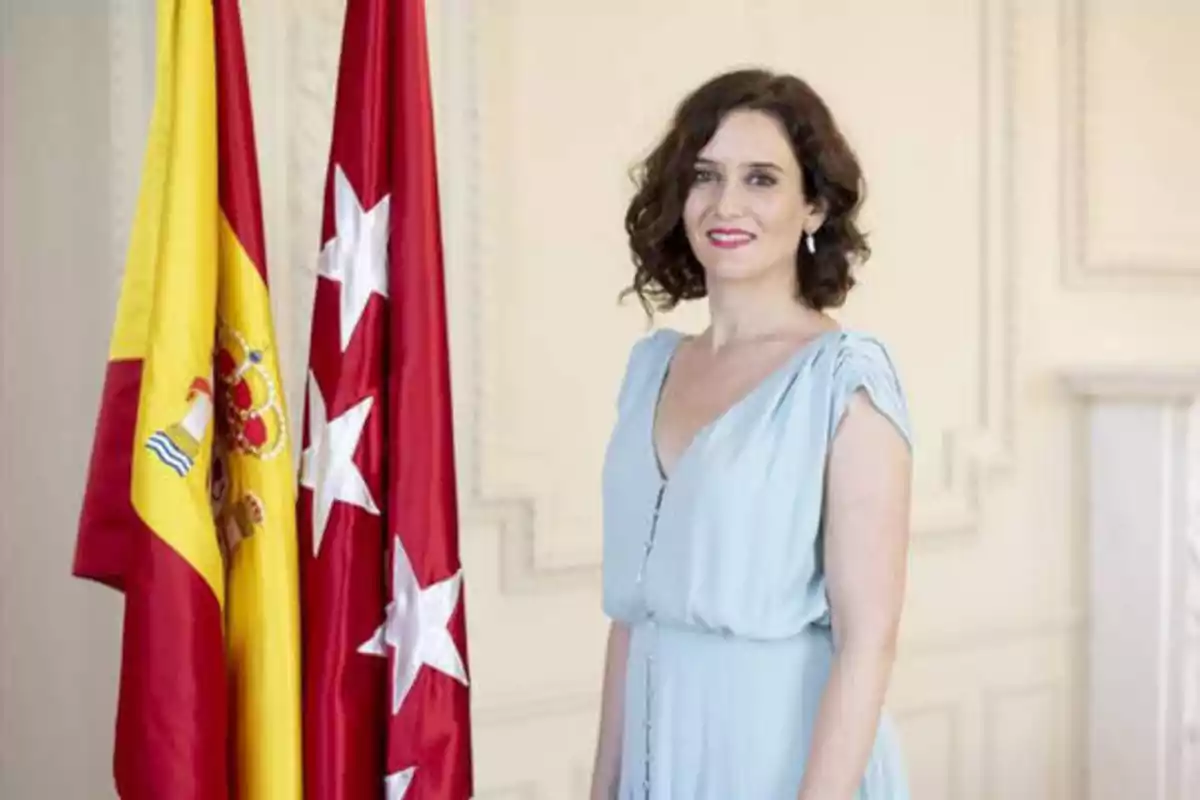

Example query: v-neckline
[649,328,841,482]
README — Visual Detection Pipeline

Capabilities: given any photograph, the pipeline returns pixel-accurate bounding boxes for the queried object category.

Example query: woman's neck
[704,270,836,351]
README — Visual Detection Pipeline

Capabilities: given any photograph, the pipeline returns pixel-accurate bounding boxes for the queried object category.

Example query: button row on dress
[635,540,653,584]
[640,483,665,799]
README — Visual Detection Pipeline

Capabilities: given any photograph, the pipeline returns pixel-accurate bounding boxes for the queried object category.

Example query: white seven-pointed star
[359,535,469,714]
[318,164,391,352]
[300,370,380,555]
[385,767,415,800]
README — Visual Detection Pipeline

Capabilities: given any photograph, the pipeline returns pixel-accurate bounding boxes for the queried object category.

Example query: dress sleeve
[614,328,670,415]
[829,333,913,449]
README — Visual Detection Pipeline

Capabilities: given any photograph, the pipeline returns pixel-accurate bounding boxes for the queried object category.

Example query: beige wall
[3,0,1199,797]
[1,3,125,796]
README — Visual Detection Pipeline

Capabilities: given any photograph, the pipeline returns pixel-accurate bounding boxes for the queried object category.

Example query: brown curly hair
[623,68,870,314]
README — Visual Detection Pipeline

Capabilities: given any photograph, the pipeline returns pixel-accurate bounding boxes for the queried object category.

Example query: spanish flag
[73,2,302,798]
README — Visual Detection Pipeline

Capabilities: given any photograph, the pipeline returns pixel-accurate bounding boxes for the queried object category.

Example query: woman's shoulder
[825,327,912,446]
[632,325,686,353]
[622,326,685,375]
[830,327,898,362]
[614,326,684,410]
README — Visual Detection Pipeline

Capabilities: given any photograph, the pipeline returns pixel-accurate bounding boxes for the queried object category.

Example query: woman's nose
[714,182,745,218]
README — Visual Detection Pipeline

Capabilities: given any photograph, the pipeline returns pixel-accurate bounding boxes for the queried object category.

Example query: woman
[590,68,913,799]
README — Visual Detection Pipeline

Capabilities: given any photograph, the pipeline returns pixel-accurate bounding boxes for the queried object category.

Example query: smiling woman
[591,69,914,800]
[622,69,871,317]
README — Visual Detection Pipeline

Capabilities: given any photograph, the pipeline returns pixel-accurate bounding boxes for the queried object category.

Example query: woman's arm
[589,620,631,800]
[798,390,912,800]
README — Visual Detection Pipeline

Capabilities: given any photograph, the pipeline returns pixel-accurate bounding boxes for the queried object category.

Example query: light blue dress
[601,327,912,799]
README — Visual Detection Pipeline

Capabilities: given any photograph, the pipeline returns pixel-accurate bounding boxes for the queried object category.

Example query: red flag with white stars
[298,1,474,797]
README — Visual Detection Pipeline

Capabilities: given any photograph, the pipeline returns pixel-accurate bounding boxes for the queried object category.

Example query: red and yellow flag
[73,1,301,798]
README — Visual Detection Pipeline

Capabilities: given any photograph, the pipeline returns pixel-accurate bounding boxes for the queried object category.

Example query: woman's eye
[747,171,777,187]
[693,168,718,183]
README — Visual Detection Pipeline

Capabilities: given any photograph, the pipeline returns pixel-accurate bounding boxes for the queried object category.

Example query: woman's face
[682,109,820,289]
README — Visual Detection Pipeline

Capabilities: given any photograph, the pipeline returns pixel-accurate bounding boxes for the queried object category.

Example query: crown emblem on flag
[213,321,287,461]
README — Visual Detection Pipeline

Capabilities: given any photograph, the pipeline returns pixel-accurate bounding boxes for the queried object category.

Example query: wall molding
[429,0,590,595]
[1057,0,1200,289]
[1063,366,1200,402]
[922,0,1019,541]
[891,700,965,798]
[981,681,1066,799]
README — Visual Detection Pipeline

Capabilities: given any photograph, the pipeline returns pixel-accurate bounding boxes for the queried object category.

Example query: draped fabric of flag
[298,0,474,798]
[73,1,303,798]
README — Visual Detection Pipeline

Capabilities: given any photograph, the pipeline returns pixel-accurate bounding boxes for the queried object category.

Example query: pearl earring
[805,232,816,254]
